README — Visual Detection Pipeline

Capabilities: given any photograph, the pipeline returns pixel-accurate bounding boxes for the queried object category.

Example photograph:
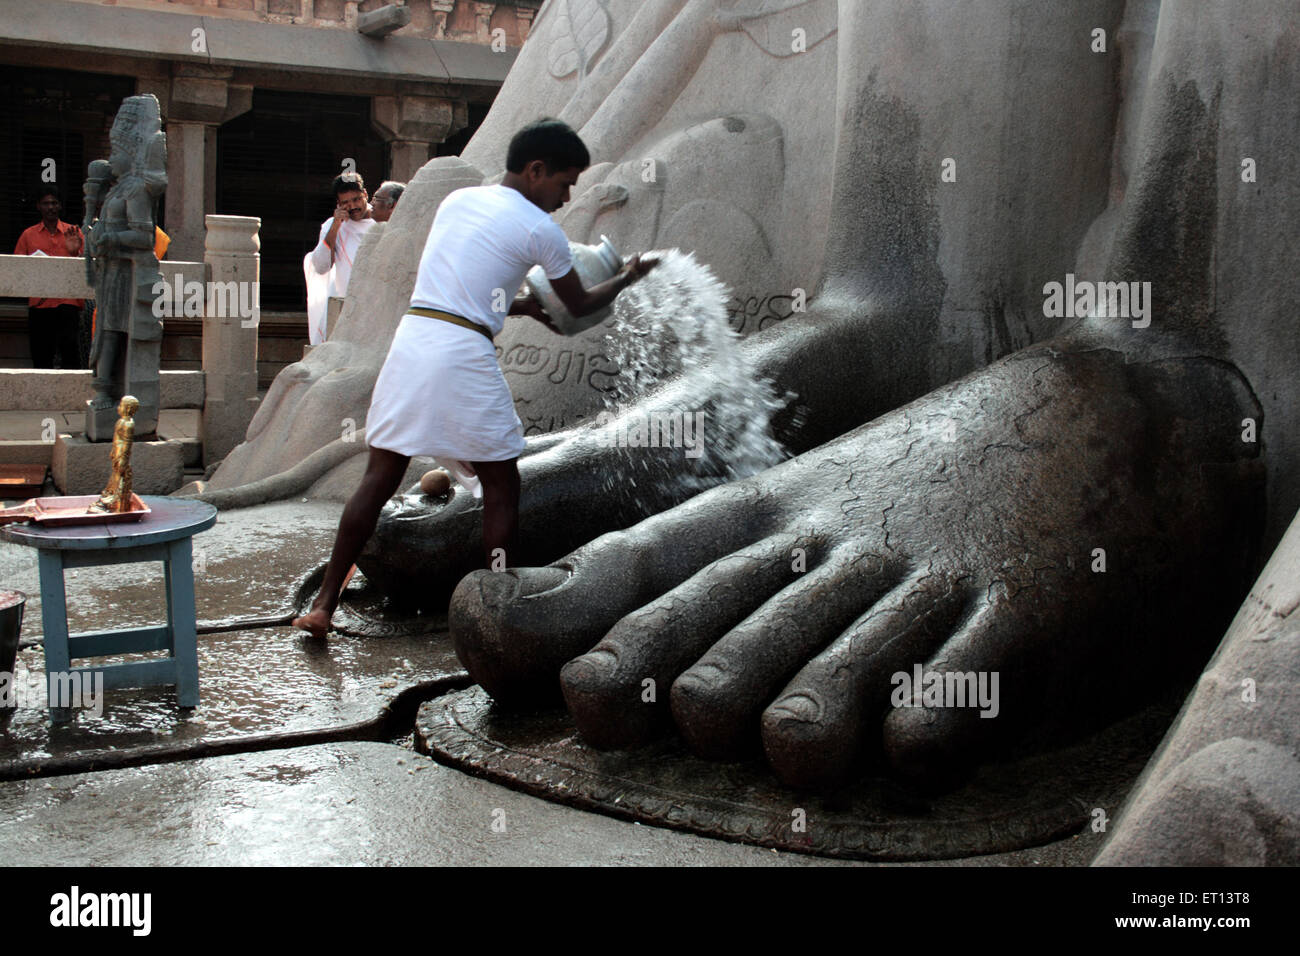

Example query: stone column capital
[205,215,262,257]
[167,65,253,125]
[371,94,465,145]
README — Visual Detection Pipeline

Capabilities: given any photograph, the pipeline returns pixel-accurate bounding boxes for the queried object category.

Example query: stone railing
[0,214,261,468]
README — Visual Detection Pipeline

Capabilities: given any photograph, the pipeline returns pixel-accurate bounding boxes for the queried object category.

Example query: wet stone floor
[0,500,1095,865]
[0,500,460,773]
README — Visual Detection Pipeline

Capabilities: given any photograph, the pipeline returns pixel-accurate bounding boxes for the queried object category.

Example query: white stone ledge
[0,370,205,411]
[0,255,205,299]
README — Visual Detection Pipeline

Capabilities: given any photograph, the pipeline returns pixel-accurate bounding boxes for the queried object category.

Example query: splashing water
[599,249,791,503]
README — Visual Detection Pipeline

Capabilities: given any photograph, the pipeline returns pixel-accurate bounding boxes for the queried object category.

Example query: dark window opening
[0,66,136,254]
[216,89,386,312]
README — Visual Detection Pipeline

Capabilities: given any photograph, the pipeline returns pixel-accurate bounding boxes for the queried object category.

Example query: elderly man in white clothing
[293,119,658,639]
[304,171,375,345]
[369,180,405,223]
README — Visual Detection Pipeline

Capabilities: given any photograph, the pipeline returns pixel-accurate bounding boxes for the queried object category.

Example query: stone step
[156,409,202,468]
[0,409,202,469]
[52,434,185,496]
[0,409,83,441]
[0,440,56,467]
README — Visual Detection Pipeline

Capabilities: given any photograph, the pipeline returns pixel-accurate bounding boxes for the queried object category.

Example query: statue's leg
[98,470,119,503]
[451,340,1265,787]
[90,331,124,405]
[362,292,932,605]
[118,463,133,510]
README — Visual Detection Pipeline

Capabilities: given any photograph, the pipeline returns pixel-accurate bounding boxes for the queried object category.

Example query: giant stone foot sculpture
[452,340,1263,789]
[360,278,954,605]
[198,0,1300,855]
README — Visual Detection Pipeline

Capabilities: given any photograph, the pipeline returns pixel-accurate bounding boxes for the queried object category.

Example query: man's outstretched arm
[549,253,659,320]
[509,290,563,334]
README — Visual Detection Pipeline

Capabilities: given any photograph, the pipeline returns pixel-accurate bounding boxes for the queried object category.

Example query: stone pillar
[388,141,431,184]
[165,123,212,265]
[372,94,467,182]
[473,2,496,43]
[431,0,455,38]
[515,5,537,41]
[202,215,262,466]
[164,66,253,263]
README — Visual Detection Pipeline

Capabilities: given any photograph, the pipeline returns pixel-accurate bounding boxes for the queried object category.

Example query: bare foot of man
[291,607,331,640]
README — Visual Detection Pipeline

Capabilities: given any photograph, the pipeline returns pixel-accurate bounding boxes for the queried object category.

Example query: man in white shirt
[293,119,657,639]
[304,172,374,344]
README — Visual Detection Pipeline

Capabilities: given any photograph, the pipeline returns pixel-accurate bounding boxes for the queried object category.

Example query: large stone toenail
[680,662,728,690]
[763,690,859,790]
[564,648,664,750]
[516,566,570,598]
[561,648,619,689]
[474,569,522,608]
[767,692,823,724]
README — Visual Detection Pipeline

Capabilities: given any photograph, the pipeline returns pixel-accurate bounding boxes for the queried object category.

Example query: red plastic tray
[0,494,150,528]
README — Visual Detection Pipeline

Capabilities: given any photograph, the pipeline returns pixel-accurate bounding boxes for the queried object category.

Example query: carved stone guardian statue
[83,94,167,441]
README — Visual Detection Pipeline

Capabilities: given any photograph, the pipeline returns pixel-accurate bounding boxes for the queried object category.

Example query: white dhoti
[365,314,525,497]
[303,254,329,345]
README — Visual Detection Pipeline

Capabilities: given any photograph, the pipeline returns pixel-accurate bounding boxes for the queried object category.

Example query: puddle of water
[0,470,467,771]
[0,622,462,767]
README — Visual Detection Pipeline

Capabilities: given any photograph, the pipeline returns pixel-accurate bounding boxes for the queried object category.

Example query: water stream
[599,249,790,504]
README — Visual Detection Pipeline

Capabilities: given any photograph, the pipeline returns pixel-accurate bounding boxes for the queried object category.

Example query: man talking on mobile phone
[304,171,374,345]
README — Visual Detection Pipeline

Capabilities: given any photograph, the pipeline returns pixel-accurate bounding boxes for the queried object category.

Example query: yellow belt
[407,307,493,341]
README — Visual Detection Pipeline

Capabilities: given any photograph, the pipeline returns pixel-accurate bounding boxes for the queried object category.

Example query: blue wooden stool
[1,497,217,723]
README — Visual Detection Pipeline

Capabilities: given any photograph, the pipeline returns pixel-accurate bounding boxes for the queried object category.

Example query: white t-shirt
[409,184,572,337]
[309,216,373,299]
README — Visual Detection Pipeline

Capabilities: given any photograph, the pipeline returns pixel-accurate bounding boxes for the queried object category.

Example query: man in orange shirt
[13,186,85,368]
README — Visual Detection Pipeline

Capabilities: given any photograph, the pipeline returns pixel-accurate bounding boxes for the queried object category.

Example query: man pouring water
[294,119,658,638]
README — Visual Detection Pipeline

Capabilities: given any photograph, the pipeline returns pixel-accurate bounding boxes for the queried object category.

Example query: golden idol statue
[91,395,140,514]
